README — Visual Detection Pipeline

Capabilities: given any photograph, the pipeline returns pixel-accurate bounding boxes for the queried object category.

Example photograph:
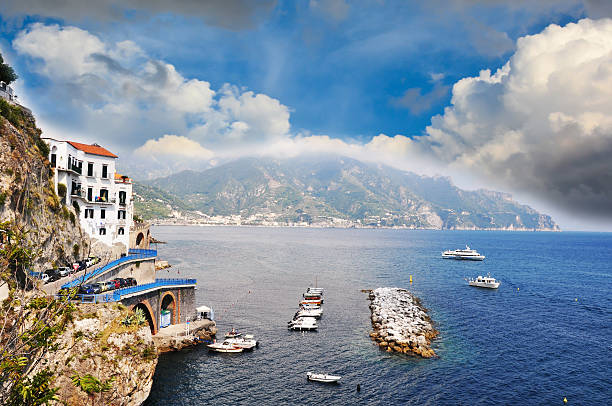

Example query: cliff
[31,303,158,405]
[0,101,89,274]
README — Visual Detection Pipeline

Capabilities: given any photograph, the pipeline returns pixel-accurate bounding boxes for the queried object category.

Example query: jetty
[366,287,438,358]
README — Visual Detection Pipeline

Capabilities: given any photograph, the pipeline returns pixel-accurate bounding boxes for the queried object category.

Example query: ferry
[442,245,485,261]
[467,274,500,289]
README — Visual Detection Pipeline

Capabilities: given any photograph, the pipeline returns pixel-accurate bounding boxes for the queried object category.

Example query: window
[51,154,56,168]
[84,208,94,218]
[118,227,124,235]
[99,228,106,235]
[100,209,105,219]
[87,162,94,177]
[119,191,126,205]
[99,189,108,202]
[87,187,93,202]
[118,210,126,220]
[102,165,108,179]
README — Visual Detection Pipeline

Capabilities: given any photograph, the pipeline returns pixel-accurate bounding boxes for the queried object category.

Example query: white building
[43,138,134,251]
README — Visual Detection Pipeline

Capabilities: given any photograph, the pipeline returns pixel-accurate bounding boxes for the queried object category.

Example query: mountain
[137,156,559,231]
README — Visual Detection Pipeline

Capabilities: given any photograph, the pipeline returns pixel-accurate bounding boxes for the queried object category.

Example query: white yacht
[442,245,485,261]
[295,308,323,319]
[225,334,258,350]
[288,317,318,331]
[207,340,244,353]
[468,274,500,289]
[306,372,341,383]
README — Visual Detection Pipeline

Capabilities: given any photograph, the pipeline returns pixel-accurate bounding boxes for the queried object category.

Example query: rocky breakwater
[367,287,438,358]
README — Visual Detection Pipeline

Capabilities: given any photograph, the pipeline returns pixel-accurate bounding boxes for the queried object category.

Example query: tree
[0,53,18,85]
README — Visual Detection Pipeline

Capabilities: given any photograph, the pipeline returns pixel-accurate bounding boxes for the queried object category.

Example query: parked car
[110,279,121,289]
[92,283,103,294]
[87,256,100,266]
[126,277,137,286]
[79,284,94,294]
[40,273,51,284]
[44,269,61,282]
[103,281,116,291]
[73,261,87,272]
[116,278,128,288]
[57,267,70,277]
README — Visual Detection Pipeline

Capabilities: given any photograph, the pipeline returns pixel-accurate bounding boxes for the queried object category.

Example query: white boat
[300,303,321,310]
[306,287,324,295]
[288,317,318,331]
[295,308,323,319]
[224,328,242,338]
[207,340,244,353]
[467,274,500,289]
[225,334,258,350]
[442,245,485,261]
[300,298,323,306]
[306,372,341,383]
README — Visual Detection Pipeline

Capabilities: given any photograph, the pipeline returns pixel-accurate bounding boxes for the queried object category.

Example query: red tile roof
[68,141,118,158]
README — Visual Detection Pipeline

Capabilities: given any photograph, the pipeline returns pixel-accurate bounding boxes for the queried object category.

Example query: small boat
[300,303,321,310]
[288,317,318,331]
[294,308,323,319]
[467,274,500,289]
[225,334,258,350]
[224,328,242,338]
[442,245,485,261]
[300,299,323,306]
[207,340,244,353]
[306,372,341,383]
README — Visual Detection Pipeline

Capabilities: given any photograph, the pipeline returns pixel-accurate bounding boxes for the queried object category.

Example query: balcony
[70,188,85,198]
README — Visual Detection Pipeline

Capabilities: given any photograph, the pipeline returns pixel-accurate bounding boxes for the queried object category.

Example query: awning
[196,305,211,313]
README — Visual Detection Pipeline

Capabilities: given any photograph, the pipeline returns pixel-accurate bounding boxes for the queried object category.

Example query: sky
[1,0,612,231]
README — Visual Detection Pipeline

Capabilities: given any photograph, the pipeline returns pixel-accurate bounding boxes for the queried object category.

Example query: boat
[300,299,323,306]
[442,245,485,261]
[467,274,500,289]
[288,317,318,331]
[224,328,242,338]
[207,340,244,353]
[306,287,324,295]
[225,334,258,350]
[294,308,323,319]
[300,303,321,310]
[306,372,341,383]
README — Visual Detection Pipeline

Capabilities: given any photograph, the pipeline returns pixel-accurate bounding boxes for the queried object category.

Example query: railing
[67,278,196,303]
[61,249,157,289]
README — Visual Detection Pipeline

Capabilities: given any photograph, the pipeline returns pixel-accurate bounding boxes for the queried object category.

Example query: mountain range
[133,156,559,231]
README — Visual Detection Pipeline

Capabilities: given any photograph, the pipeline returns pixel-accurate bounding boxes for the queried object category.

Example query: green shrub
[72,244,79,258]
[57,183,67,198]
[0,190,6,206]
[72,200,80,214]
[69,211,76,225]
[35,137,49,158]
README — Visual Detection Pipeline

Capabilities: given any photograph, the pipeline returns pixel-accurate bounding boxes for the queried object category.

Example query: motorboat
[288,317,318,331]
[225,334,258,350]
[306,287,324,295]
[300,299,323,306]
[207,340,244,353]
[442,245,485,261]
[306,372,341,383]
[300,303,321,310]
[467,274,500,289]
[295,308,323,319]
[224,328,242,338]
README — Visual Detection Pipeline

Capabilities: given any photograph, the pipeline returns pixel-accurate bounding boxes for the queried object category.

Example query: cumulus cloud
[13,23,290,155]
[134,135,213,159]
[402,18,612,217]
[0,0,276,30]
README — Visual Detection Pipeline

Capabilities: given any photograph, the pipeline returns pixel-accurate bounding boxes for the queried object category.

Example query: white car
[40,273,50,283]
[57,267,70,277]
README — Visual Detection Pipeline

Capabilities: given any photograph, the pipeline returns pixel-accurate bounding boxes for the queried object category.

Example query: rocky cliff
[31,303,158,406]
[0,101,89,273]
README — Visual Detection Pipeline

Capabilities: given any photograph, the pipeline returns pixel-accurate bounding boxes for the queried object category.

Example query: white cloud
[406,18,612,217]
[134,135,214,159]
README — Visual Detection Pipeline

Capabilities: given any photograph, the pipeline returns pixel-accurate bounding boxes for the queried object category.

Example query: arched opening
[136,232,144,247]
[133,302,155,335]
[160,293,176,328]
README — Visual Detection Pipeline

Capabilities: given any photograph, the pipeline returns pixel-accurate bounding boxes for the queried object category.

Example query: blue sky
[1,0,612,230]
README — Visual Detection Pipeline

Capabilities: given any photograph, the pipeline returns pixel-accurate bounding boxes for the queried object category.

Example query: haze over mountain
[135,156,558,231]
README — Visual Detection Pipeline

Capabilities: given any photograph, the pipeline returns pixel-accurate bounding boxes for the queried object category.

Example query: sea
[143,226,611,405]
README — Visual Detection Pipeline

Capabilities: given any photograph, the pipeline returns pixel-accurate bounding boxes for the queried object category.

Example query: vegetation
[0,53,18,85]
[70,373,114,406]
[0,224,78,405]
[57,183,67,199]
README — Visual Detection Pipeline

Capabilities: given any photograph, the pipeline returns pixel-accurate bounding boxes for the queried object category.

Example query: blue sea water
[144,227,611,405]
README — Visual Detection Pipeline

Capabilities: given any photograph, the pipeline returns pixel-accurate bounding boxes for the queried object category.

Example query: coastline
[148,220,561,232]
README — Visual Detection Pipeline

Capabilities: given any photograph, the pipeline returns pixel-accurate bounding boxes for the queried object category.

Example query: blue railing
[61,249,157,289]
[67,278,196,303]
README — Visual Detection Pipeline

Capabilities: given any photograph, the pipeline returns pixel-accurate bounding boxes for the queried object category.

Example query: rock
[366,287,438,358]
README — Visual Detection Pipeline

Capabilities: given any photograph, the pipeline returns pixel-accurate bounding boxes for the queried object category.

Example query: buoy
[356,384,361,392]
[410,275,413,283]
[517,287,519,291]
[563,397,567,403]
[575,298,578,302]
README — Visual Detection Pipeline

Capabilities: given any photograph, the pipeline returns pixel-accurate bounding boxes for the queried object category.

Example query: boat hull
[442,255,485,261]
[468,281,500,289]
[307,372,341,383]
